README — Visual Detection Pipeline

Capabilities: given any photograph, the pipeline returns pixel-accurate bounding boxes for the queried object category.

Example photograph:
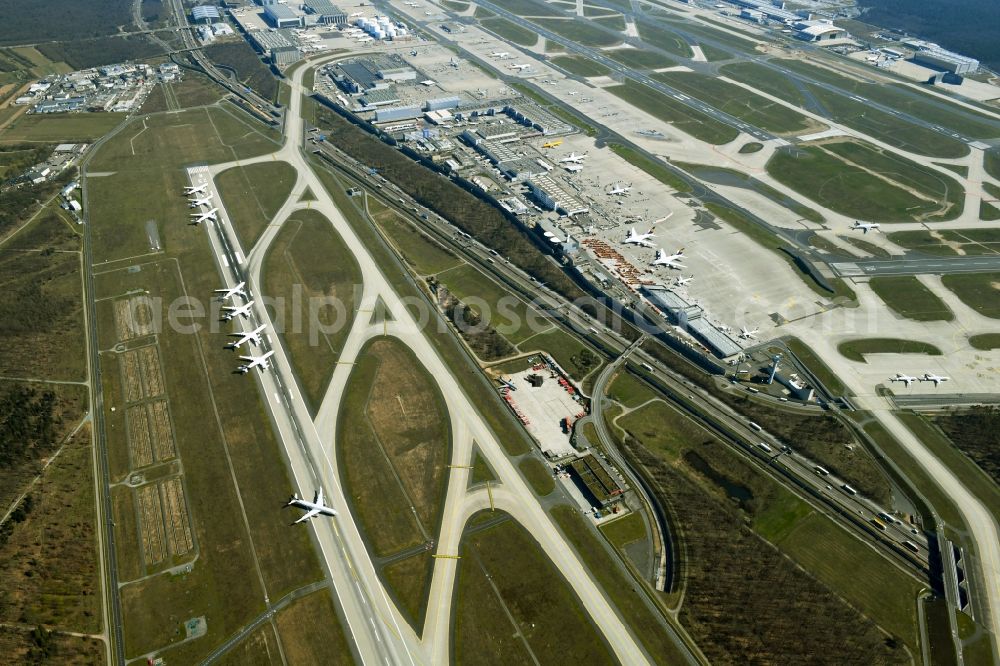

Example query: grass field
[888,228,1000,256]
[599,511,646,551]
[453,512,617,665]
[986,148,1000,181]
[262,207,362,407]
[518,457,555,495]
[607,80,739,145]
[842,235,891,258]
[0,112,126,143]
[981,200,1000,221]
[215,161,296,250]
[437,264,546,345]
[635,22,694,58]
[532,18,623,48]
[677,162,823,222]
[739,141,764,154]
[216,623,281,666]
[869,276,954,322]
[776,512,924,648]
[480,17,539,47]
[767,140,964,222]
[373,209,462,275]
[338,336,450,627]
[604,48,676,71]
[517,326,602,381]
[88,107,280,175]
[274,589,355,665]
[550,55,612,78]
[838,338,942,362]
[88,109,329,660]
[654,71,817,135]
[0,626,104,664]
[608,369,656,408]
[969,333,1000,350]
[607,144,691,193]
[941,272,1000,319]
[382,554,433,628]
[720,62,809,107]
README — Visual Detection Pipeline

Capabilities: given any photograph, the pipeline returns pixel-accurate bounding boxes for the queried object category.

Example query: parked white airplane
[214,281,247,301]
[183,184,207,195]
[675,275,694,286]
[238,350,274,374]
[564,164,583,173]
[608,183,632,196]
[287,488,337,523]
[559,152,587,164]
[509,63,532,71]
[921,372,950,386]
[852,221,881,234]
[190,207,218,225]
[490,51,509,58]
[624,227,655,247]
[739,326,758,340]
[227,324,266,350]
[652,248,685,269]
[188,193,214,208]
[890,373,918,387]
[222,300,254,321]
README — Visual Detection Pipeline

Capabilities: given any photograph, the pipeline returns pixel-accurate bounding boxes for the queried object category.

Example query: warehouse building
[264,3,304,28]
[905,40,979,74]
[793,20,848,42]
[375,104,422,122]
[271,46,302,67]
[526,175,588,215]
[191,5,220,23]
[642,285,743,358]
[568,455,624,510]
[303,0,348,26]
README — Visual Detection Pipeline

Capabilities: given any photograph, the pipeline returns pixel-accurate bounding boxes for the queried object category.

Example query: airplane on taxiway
[287,488,337,523]
[852,221,881,234]
[624,227,655,248]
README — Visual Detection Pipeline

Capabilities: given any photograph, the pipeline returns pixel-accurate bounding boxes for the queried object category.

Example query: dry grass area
[113,295,155,342]
[0,626,104,664]
[127,404,154,467]
[364,338,451,529]
[161,477,194,557]
[136,482,167,567]
[339,336,451,630]
[274,589,355,665]
[217,622,282,666]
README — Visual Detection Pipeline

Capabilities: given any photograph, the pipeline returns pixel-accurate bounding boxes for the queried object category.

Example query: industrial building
[526,175,588,216]
[793,20,848,43]
[271,45,302,67]
[375,104,423,123]
[568,455,624,509]
[191,5,220,23]
[905,40,979,74]
[724,0,799,23]
[303,0,348,26]
[264,3,304,28]
[642,286,744,358]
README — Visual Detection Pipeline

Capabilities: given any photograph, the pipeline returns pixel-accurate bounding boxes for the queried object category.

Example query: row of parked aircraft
[183,184,219,225]
[189,183,333,523]
[890,372,950,387]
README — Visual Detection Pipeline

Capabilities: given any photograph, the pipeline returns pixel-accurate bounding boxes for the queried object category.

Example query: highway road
[831,255,1000,277]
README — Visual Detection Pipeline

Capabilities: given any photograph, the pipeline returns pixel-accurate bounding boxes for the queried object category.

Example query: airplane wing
[316,487,325,506]
[294,508,322,524]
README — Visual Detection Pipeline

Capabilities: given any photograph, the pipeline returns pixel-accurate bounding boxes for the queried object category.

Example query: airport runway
[195,56,656,665]
[831,256,1000,277]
